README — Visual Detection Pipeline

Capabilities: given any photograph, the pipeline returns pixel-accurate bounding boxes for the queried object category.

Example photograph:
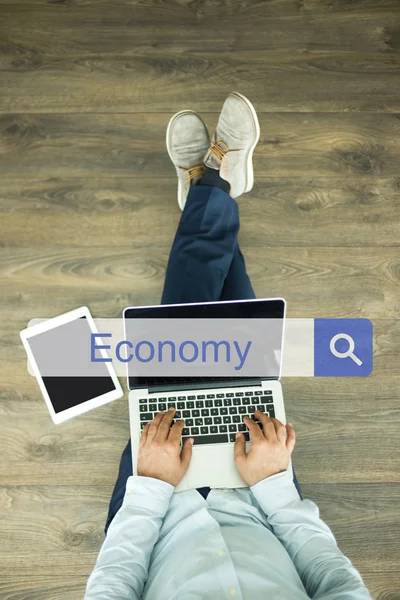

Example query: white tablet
[20,306,123,424]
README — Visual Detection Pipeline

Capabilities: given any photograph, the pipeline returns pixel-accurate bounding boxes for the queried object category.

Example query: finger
[234,431,247,466]
[146,411,166,442]
[168,419,185,445]
[180,437,194,471]
[139,422,150,448]
[154,407,176,441]
[269,417,288,443]
[285,423,296,454]
[255,410,276,439]
[244,415,264,441]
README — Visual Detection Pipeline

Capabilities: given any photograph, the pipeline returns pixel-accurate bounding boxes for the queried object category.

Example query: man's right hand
[234,410,296,487]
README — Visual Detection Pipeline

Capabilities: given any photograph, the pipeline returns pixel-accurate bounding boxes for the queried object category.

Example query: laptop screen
[124,298,285,390]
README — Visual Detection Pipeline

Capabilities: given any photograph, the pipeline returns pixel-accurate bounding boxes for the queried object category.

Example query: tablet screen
[26,317,116,414]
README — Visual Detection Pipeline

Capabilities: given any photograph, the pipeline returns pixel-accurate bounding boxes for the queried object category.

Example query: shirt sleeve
[84,475,174,600]
[250,470,372,600]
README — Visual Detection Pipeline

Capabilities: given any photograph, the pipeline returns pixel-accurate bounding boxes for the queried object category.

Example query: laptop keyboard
[139,388,275,445]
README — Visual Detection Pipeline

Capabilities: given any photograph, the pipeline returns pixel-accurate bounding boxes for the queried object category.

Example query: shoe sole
[166,109,208,210]
[229,92,260,194]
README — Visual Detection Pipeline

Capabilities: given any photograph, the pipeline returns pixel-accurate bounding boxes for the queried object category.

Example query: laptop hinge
[148,378,263,394]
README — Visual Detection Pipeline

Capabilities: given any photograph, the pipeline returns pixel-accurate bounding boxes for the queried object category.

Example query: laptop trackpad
[186,443,248,489]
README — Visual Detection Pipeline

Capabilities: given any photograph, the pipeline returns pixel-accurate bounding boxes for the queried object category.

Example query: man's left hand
[137,408,194,487]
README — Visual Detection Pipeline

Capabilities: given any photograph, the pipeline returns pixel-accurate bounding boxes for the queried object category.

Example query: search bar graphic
[314,319,373,376]
[26,317,373,378]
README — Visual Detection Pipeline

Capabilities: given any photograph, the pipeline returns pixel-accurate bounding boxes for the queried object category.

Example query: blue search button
[314,319,373,376]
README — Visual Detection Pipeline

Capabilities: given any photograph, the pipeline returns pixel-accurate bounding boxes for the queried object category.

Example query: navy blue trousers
[105,185,301,535]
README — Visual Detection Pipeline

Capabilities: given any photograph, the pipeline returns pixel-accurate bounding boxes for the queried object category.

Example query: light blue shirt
[84,469,371,599]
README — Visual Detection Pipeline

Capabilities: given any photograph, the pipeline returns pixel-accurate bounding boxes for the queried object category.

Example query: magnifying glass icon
[329,333,362,366]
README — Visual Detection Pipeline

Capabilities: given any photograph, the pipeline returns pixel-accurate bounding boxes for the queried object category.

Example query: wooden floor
[1,1,400,598]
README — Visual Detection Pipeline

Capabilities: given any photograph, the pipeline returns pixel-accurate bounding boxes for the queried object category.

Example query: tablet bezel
[20,306,123,424]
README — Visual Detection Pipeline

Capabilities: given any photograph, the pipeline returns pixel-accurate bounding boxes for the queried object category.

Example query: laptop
[125,298,291,491]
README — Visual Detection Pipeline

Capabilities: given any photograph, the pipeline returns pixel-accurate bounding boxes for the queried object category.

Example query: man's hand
[234,410,296,486]
[137,408,194,487]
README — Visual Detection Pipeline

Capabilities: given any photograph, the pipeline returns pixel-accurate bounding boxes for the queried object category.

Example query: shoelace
[184,165,205,182]
[183,140,232,182]
[209,140,229,162]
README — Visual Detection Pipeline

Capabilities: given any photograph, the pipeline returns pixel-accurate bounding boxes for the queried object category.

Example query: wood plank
[0,0,398,13]
[1,177,399,247]
[0,179,180,248]
[0,575,90,600]
[1,53,399,114]
[1,246,399,319]
[0,390,131,486]
[284,375,400,483]
[0,0,399,15]
[303,482,400,531]
[0,486,110,558]
[1,113,400,177]
[0,5,399,55]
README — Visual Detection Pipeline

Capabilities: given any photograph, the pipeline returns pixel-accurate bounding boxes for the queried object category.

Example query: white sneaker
[166,110,210,210]
[203,92,260,198]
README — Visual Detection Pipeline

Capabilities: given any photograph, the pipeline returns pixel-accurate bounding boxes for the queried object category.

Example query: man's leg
[161,183,242,304]
[220,245,255,301]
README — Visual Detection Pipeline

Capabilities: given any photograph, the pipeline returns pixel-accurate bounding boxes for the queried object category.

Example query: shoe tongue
[204,150,221,170]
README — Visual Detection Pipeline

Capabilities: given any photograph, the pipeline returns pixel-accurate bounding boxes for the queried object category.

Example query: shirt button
[229,588,237,596]
[209,526,216,531]
[217,550,224,557]
[126,490,131,496]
